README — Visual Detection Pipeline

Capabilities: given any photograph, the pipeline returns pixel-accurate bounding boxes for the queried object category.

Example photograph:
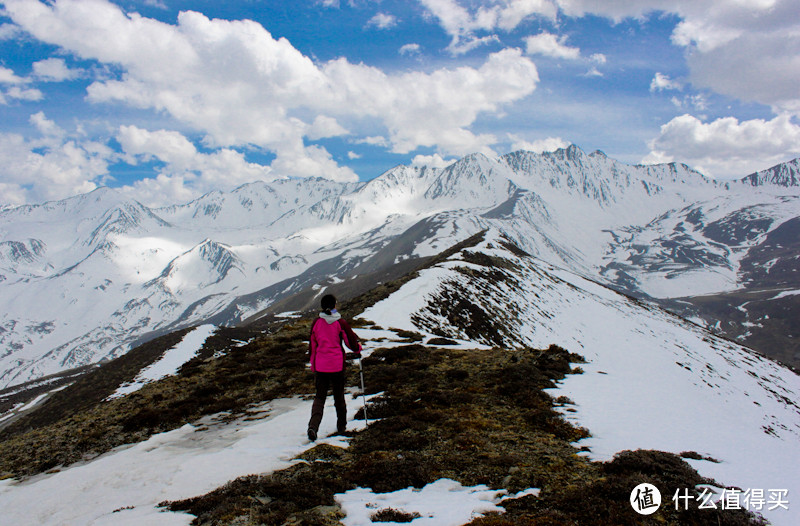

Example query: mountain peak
[547,143,584,161]
[741,157,800,187]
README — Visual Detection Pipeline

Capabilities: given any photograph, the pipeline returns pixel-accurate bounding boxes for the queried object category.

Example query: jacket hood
[319,311,342,324]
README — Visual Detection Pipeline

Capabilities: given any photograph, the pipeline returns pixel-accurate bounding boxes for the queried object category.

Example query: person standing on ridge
[307,294,361,441]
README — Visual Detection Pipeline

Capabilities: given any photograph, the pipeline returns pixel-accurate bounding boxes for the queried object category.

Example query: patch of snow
[107,325,216,400]
[638,268,738,299]
[275,311,302,319]
[16,392,49,412]
[336,478,538,526]
[773,289,800,300]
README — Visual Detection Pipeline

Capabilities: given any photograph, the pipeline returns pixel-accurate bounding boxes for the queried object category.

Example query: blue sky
[1,0,799,206]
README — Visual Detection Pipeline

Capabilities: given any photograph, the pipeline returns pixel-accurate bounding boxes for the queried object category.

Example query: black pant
[308,371,347,433]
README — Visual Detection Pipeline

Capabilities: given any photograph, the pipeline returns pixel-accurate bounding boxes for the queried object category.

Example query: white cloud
[116,173,197,209]
[30,111,64,137]
[116,125,280,200]
[3,0,539,195]
[347,151,361,159]
[307,115,350,140]
[0,116,114,206]
[32,58,81,81]
[583,67,602,78]
[399,43,421,55]
[508,134,568,153]
[419,0,557,54]
[650,72,682,92]
[590,53,606,64]
[524,32,580,60]
[411,152,456,169]
[4,86,43,102]
[270,143,359,183]
[348,47,539,155]
[644,113,800,178]
[0,66,25,84]
[367,13,398,30]
[669,93,708,112]
[117,126,199,167]
[356,136,390,147]
[0,23,23,40]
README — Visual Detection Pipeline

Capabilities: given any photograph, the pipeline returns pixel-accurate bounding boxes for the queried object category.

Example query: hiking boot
[307,427,317,441]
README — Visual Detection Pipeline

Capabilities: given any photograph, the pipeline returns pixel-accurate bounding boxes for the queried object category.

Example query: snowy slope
[1,147,799,387]
[361,230,800,526]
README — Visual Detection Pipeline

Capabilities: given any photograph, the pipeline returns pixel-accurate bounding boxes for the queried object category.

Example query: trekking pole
[358,355,369,427]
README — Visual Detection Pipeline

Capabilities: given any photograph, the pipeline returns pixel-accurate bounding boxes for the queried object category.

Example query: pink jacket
[309,311,361,373]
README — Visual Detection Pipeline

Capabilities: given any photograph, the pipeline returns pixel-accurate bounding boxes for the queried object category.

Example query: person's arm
[339,319,361,355]
[308,319,319,372]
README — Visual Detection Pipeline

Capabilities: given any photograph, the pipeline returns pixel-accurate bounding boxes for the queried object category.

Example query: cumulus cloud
[644,113,800,178]
[399,43,421,55]
[524,32,580,60]
[356,136,390,147]
[589,53,606,64]
[0,23,23,40]
[411,152,457,169]
[0,66,26,84]
[3,86,44,102]
[307,115,350,140]
[358,47,539,155]
[32,58,81,81]
[650,72,682,92]
[114,125,290,205]
[4,0,538,194]
[508,134,568,153]
[367,13,398,29]
[419,0,557,54]
[0,114,114,206]
[30,111,64,137]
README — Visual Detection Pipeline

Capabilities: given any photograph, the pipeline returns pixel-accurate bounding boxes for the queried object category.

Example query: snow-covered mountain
[0,230,797,525]
[742,158,800,187]
[1,146,799,387]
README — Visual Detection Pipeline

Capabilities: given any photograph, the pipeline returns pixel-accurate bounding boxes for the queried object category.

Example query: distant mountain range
[1,145,799,387]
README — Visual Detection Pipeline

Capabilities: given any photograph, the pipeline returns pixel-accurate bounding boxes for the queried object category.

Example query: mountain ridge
[1,146,799,387]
